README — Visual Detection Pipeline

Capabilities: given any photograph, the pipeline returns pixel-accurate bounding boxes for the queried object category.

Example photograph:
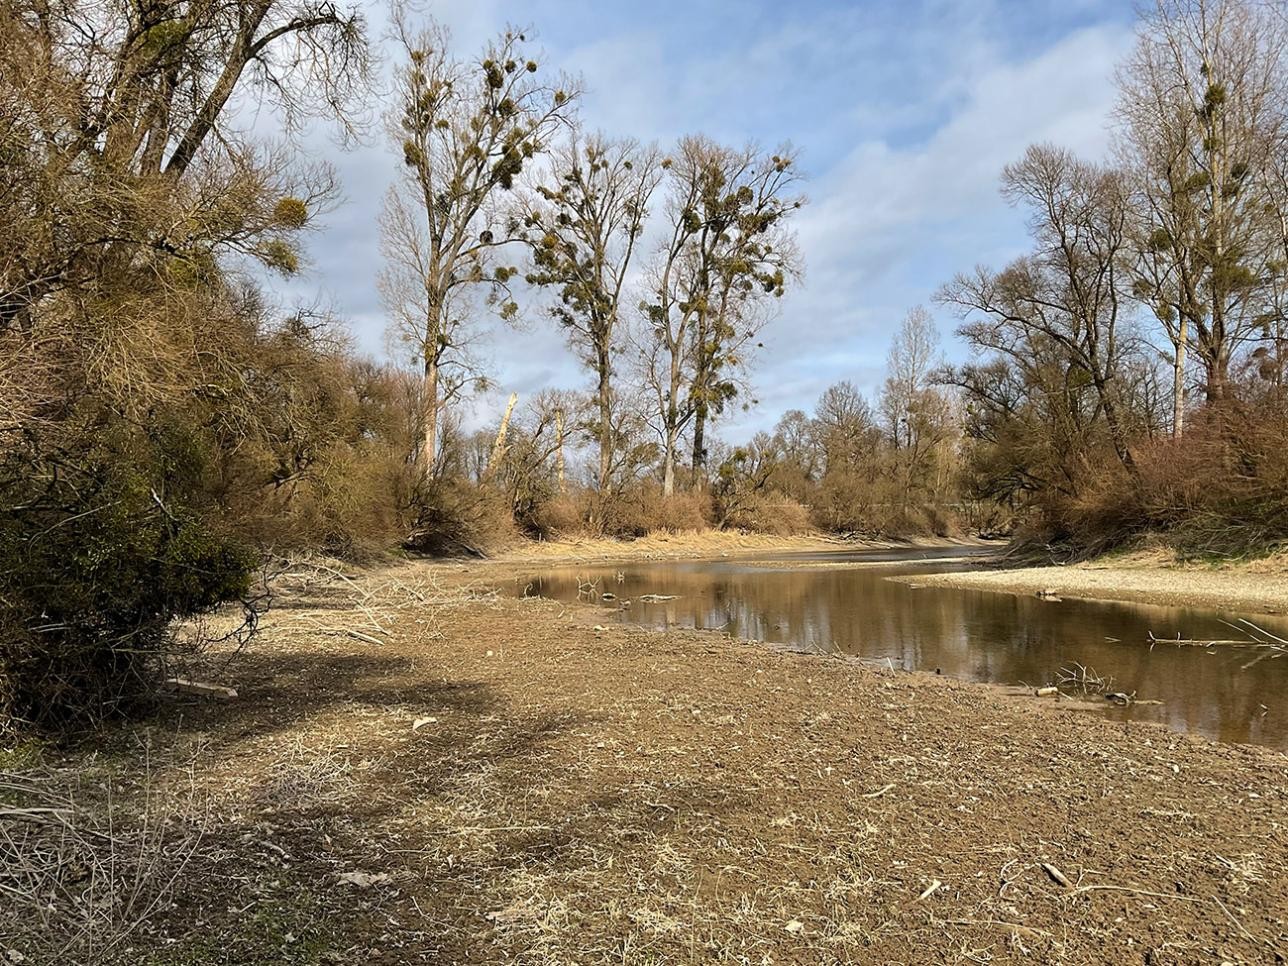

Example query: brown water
[517,546,1288,749]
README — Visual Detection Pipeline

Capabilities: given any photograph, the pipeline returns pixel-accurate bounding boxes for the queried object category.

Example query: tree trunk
[1172,317,1187,439]
[164,8,269,178]
[691,409,706,481]
[690,324,710,480]
[485,392,519,481]
[662,336,684,497]
[596,351,612,491]
[1204,347,1229,407]
[1099,385,1136,473]
[662,426,677,497]
[420,357,439,476]
[555,407,567,494]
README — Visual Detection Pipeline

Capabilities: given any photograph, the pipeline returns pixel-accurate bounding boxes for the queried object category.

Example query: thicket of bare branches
[934,0,1288,556]
[0,0,420,729]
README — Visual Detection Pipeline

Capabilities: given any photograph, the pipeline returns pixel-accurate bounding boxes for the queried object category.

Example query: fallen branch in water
[1148,619,1287,651]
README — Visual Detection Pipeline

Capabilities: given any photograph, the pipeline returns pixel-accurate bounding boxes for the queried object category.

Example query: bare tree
[880,306,941,445]
[813,380,880,475]
[379,15,577,477]
[1116,0,1288,430]
[879,306,954,501]
[641,136,803,495]
[0,0,368,335]
[523,132,662,491]
[940,144,1140,473]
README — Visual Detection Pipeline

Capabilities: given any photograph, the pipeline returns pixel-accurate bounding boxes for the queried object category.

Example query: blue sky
[268,0,1140,440]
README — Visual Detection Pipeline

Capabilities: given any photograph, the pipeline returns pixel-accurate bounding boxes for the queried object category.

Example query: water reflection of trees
[529,564,1288,747]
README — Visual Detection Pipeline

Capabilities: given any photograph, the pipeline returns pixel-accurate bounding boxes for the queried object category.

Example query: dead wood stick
[1212,895,1266,947]
[1041,862,1071,888]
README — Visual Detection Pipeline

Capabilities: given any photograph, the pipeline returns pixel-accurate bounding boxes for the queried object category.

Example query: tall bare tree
[379,16,577,477]
[941,144,1140,473]
[523,132,662,491]
[1116,0,1288,432]
[879,306,954,501]
[641,136,803,495]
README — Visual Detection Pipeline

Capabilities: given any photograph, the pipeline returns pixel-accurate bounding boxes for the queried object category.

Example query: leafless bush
[1056,663,1114,695]
[0,769,205,964]
[721,492,812,536]
[596,486,712,537]
[1049,401,1288,558]
[405,479,519,557]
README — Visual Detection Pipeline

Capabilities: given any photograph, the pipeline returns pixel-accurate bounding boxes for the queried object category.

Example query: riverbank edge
[887,549,1288,617]
[492,530,997,566]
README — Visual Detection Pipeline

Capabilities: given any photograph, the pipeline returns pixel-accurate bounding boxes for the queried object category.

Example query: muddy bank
[894,550,1288,616]
[5,557,1284,964]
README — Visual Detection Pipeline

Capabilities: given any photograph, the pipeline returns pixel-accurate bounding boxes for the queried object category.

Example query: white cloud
[731,23,1134,437]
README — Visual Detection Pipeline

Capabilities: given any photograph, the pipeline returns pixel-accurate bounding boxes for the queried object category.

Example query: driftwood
[163,677,238,700]
[1150,619,1287,649]
[916,879,943,901]
[1149,632,1259,647]
[1041,862,1072,889]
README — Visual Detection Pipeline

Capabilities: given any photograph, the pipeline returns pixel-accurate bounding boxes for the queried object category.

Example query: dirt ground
[900,548,1288,616]
[2,552,1287,965]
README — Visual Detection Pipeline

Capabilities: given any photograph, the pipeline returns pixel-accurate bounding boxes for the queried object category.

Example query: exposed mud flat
[7,556,1284,964]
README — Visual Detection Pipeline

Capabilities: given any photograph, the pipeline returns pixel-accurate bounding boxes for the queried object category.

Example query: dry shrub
[1049,458,1146,557]
[527,493,586,539]
[0,414,257,730]
[721,492,812,535]
[598,486,712,538]
[810,471,962,537]
[958,499,1015,538]
[240,446,416,560]
[1034,401,1288,559]
[1136,405,1288,557]
[811,470,899,533]
[915,503,961,539]
[405,478,519,556]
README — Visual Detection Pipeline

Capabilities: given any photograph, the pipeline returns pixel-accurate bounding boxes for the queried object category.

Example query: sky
[263,0,1141,441]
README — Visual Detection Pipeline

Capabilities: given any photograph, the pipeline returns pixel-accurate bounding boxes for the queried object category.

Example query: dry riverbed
[898,548,1288,617]
[2,551,1286,965]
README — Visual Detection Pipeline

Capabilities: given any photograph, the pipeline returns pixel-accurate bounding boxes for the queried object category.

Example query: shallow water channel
[518,546,1288,749]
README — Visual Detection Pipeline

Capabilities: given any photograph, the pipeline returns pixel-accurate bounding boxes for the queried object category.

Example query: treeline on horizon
[1,0,1286,729]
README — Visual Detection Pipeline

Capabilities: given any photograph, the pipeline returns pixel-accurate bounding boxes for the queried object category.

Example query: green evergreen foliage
[0,412,256,728]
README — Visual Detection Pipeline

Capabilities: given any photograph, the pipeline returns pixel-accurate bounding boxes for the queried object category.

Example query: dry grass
[0,765,205,964]
[3,558,1286,963]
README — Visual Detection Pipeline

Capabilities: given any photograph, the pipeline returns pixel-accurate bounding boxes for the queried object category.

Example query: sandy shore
[895,549,1288,616]
[496,529,994,564]
[6,554,1285,964]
